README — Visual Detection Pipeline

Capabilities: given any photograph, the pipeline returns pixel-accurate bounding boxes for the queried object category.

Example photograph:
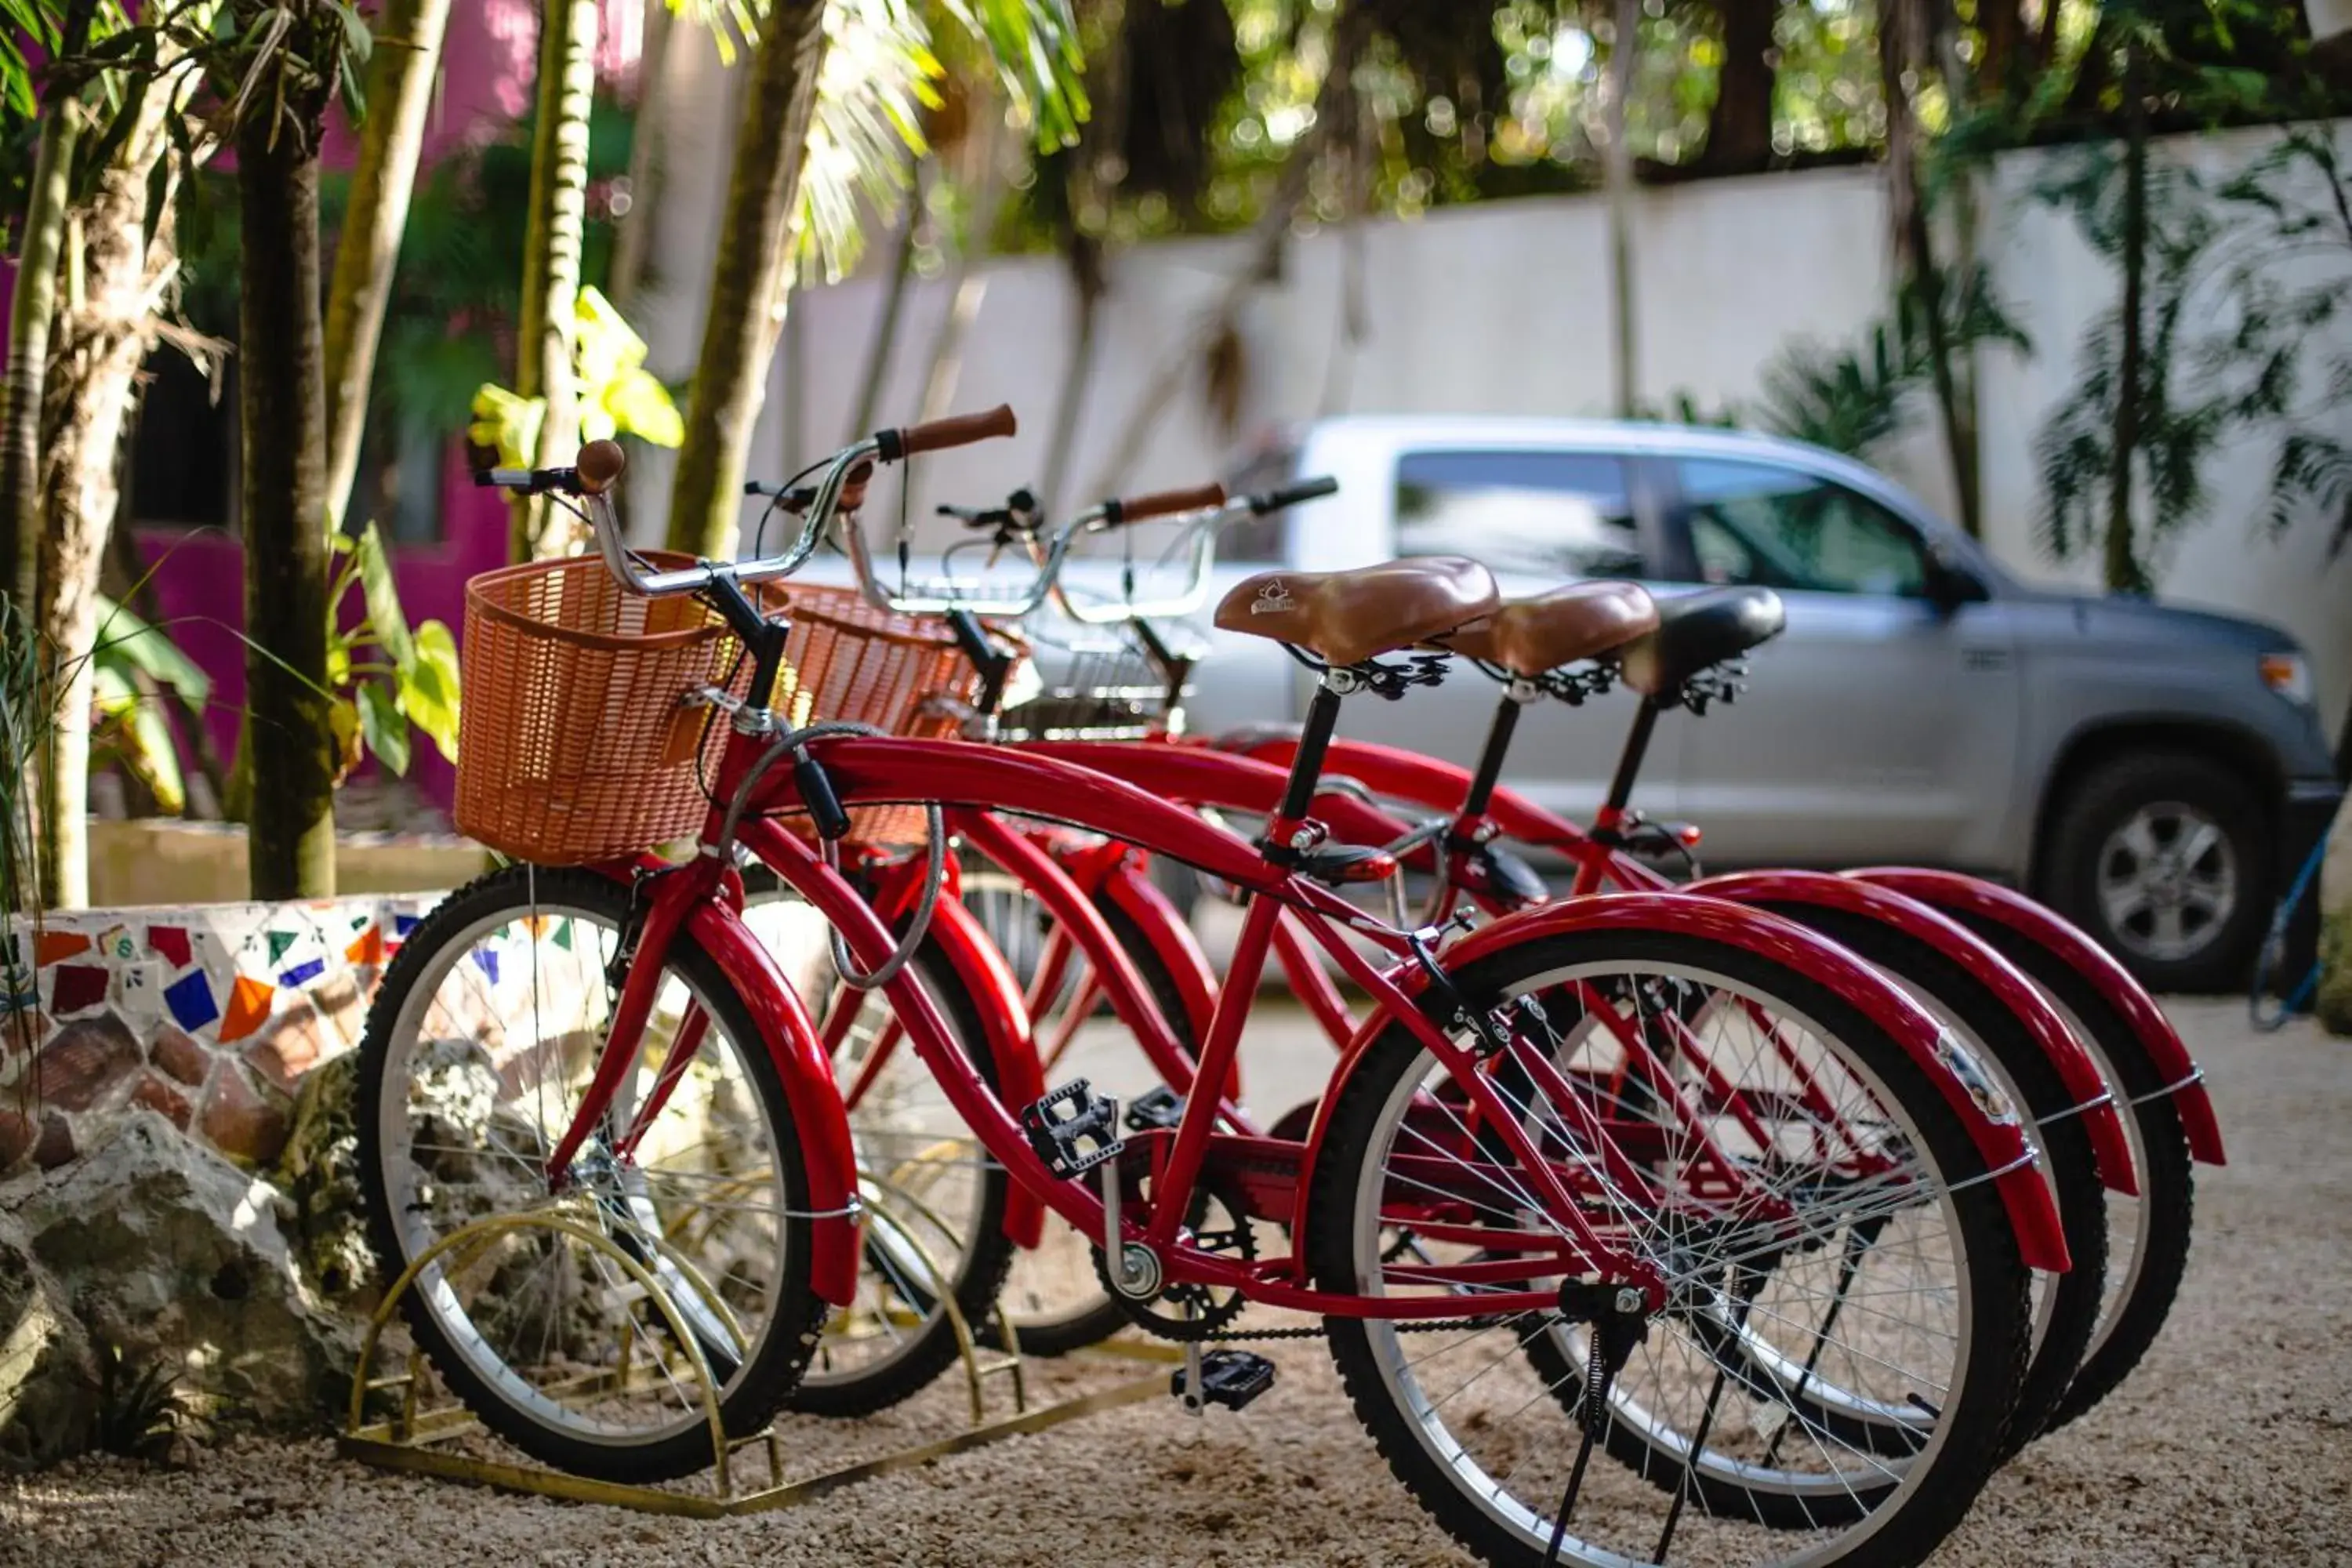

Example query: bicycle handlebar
[1104,482,1227,527]
[876,403,1018,461]
[1250,474,1338,514]
[477,405,1020,603]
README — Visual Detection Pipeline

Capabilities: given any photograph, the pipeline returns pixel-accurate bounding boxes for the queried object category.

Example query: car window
[1394,450,1646,579]
[1675,459,1927,597]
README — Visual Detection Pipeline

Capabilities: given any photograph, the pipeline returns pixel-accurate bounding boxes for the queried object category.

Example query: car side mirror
[1922,543,1991,612]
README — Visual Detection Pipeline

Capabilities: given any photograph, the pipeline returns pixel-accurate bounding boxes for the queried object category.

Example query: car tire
[2042,750,2270,993]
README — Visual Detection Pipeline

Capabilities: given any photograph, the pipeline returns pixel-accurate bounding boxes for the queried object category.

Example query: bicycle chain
[1182,1311,1545,1345]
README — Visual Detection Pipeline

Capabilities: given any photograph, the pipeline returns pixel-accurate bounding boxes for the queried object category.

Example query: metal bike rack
[339,1191,1178,1518]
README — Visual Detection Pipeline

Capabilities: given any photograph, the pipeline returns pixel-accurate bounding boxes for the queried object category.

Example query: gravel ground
[3,997,2347,1568]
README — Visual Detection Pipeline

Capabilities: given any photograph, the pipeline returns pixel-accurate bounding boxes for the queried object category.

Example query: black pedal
[1021,1080,1123,1178]
[1172,1349,1277,1412]
[1123,1084,1185,1132]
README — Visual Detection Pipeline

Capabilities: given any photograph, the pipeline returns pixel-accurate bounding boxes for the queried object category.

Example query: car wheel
[2043,750,2269,993]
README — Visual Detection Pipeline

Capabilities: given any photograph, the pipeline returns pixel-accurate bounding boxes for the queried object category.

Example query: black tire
[1312,930,2031,1567]
[991,896,1200,1357]
[2042,750,2269,993]
[357,866,826,1483]
[1747,906,2105,1459]
[731,864,1019,1419]
[1955,916,2196,1433]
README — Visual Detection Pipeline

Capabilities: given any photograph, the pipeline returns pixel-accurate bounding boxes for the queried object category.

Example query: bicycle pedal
[1171,1349,1277,1412]
[1021,1080,1123,1178]
[1123,1084,1185,1132]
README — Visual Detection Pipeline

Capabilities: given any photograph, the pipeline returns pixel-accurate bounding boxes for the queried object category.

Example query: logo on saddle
[1250,579,1295,615]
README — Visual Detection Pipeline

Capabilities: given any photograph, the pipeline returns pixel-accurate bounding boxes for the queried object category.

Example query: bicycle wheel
[963,863,1201,1355]
[357,866,823,1483]
[792,909,1017,1416]
[1743,905,2105,1459]
[1311,928,2030,1568]
[1951,920,2194,1433]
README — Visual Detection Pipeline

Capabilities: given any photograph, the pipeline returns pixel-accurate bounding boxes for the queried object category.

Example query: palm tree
[323,0,456,529]
[2,2,94,612]
[511,0,600,561]
[29,35,202,909]
[666,0,1089,559]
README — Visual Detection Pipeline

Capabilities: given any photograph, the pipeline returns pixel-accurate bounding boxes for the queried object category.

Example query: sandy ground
[2,997,2347,1568]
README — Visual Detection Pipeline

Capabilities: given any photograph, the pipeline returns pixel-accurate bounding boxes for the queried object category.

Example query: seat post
[1458,689,1529,822]
[1277,682,1346,822]
[1599,699,1663,826]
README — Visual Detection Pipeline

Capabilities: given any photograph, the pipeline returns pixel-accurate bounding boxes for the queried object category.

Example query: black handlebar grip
[1250,474,1339,514]
[793,748,854,842]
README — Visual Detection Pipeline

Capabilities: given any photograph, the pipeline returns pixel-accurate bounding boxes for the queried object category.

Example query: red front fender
[919,896,1048,1250]
[1846,869,2223,1166]
[1690,870,2137,1196]
[1301,891,2072,1274]
[678,901,865,1307]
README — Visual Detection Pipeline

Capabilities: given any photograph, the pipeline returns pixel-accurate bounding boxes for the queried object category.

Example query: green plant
[88,593,211,815]
[466,285,684,468]
[322,523,458,782]
[87,1341,187,1463]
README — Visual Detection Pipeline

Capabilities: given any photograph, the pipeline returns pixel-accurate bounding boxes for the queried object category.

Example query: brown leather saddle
[1213,557,1499,668]
[1436,582,1659,677]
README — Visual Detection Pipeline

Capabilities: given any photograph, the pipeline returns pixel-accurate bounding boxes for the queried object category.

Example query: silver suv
[1184,415,2341,992]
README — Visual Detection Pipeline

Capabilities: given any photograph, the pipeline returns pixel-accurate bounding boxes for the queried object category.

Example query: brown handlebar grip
[1105,481,1227,526]
[575,439,628,494]
[880,403,1018,461]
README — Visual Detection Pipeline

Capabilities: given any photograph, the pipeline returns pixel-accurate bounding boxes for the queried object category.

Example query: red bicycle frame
[549,725,2070,1327]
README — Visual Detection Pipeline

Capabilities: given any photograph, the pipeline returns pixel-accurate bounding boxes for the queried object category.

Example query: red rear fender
[1847,869,2224,1166]
[1691,870,2138,1196]
[1301,891,2071,1274]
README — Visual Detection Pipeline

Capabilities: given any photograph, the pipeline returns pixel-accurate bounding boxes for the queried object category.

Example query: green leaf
[355,679,409,776]
[398,619,460,762]
[90,595,212,708]
[352,521,416,674]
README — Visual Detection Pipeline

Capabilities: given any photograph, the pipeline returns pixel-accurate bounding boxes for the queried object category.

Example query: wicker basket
[755,582,1025,847]
[454,554,742,865]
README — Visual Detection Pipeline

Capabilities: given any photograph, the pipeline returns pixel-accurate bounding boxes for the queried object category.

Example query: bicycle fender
[920,897,1048,1250]
[1095,856,1219,1044]
[1690,870,2137,1196]
[1846,869,2224,1167]
[1301,891,2071,1276]
[680,900,865,1307]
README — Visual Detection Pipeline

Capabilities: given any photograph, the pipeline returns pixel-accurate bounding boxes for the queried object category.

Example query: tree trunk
[3,112,81,612]
[1606,0,1642,416]
[32,69,183,909]
[2105,41,2150,595]
[238,118,337,899]
[844,155,929,445]
[512,0,600,561]
[665,0,831,559]
[1076,1,1371,503]
[1695,0,1777,175]
[1980,1,2024,93]
[608,0,673,312]
[322,0,454,530]
[914,115,1013,423]
[1038,257,1102,517]
[1883,0,1982,535]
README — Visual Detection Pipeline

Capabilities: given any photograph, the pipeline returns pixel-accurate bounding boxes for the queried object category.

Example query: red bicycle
[361,419,2064,1568]
[822,485,2198,1448]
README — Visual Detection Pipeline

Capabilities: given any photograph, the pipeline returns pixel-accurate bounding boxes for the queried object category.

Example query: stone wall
[0,895,434,1180]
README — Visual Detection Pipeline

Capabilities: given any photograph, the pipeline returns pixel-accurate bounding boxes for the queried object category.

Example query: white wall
[632,93,2352,742]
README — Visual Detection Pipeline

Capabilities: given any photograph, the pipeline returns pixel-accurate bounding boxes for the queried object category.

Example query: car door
[1336,446,1683,829]
[1658,455,2020,868]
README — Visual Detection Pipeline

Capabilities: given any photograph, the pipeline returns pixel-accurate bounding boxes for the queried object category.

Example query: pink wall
[97,0,642,823]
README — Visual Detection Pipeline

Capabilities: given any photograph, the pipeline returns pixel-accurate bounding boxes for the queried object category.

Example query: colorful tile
[147,924,192,968]
[50,964,110,1015]
[344,925,386,966]
[266,930,299,967]
[218,975,275,1044]
[278,956,327,989]
[163,969,220,1033]
[34,931,90,966]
